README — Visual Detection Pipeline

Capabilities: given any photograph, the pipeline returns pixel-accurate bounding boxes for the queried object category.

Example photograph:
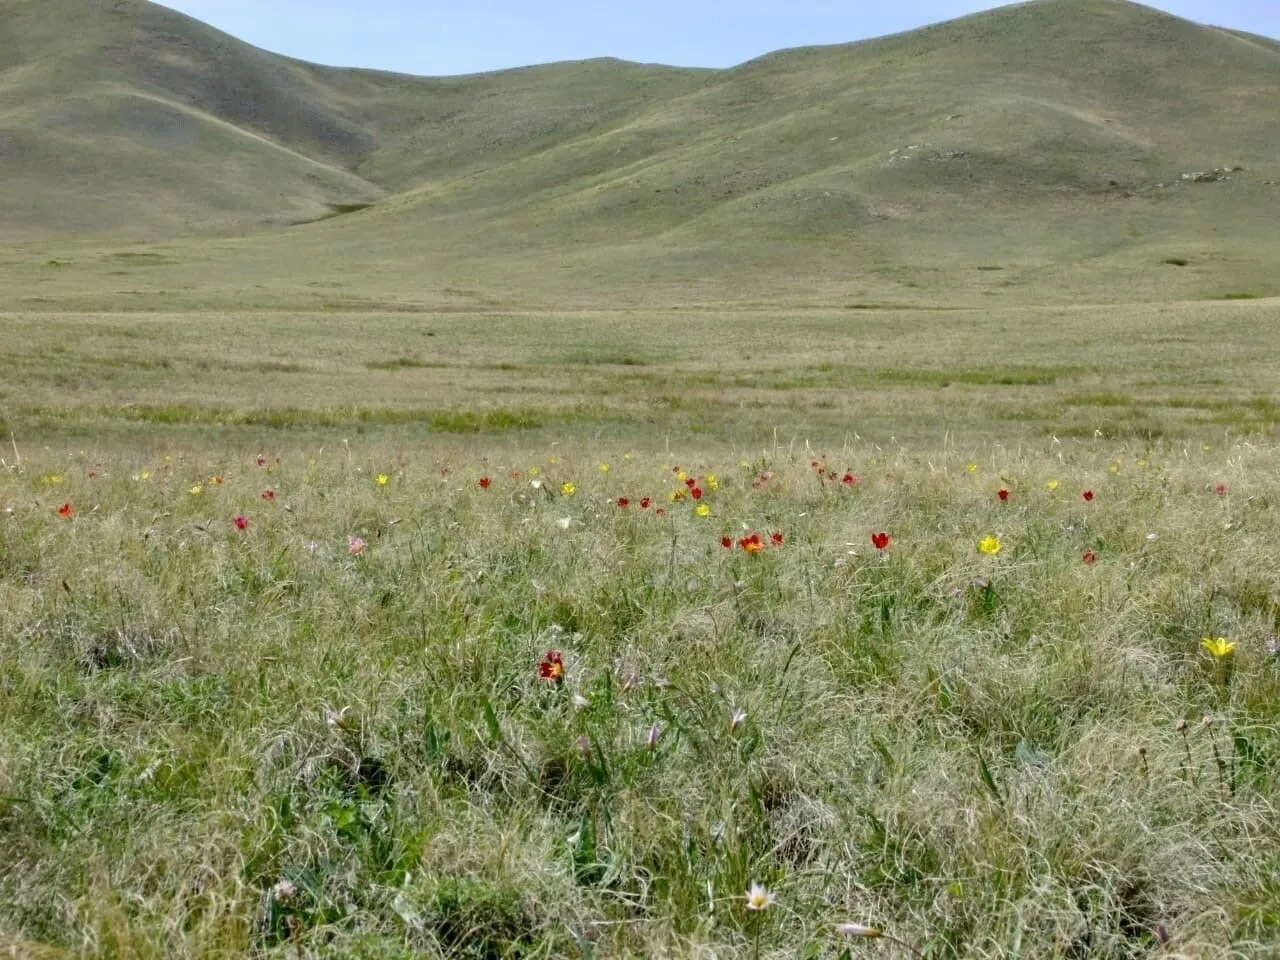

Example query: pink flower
[233,515,249,531]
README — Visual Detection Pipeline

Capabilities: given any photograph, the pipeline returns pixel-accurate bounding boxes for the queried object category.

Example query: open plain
[1,0,1279,956]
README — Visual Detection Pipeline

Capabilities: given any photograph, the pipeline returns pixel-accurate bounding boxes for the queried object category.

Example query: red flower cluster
[871,532,891,550]
[615,497,630,508]
[639,497,652,509]
[233,515,249,531]
[842,473,859,486]
[478,476,491,489]
[731,531,783,555]
[57,503,73,519]
[997,489,1010,502]
[538,649,565,683]
[1082,490,1095,502]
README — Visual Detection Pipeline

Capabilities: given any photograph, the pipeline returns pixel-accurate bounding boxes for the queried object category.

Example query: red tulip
[538,650,565,683]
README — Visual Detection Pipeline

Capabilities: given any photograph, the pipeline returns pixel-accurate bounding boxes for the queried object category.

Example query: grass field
[2,297,1279,958]
[3,0,1280,956]
[1,299,1279,450]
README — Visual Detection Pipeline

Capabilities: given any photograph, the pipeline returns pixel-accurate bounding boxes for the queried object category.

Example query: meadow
[2,298,1279,959]
[3,0,1280,954]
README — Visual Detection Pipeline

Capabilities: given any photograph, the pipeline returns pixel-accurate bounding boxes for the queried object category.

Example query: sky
[155,1,1280,76]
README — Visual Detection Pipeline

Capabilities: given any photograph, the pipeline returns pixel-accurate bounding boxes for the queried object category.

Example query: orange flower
[739,533,765,556]
[57,502,73,519]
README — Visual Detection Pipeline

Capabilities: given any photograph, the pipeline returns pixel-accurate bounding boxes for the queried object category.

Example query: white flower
[730,707,747,732]
[556,516,572,530]
[745,882,776,911]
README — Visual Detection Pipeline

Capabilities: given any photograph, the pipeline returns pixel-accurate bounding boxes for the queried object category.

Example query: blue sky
[156,1,1280,76]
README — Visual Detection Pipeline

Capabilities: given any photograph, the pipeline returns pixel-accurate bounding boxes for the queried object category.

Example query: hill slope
[0,0,707,239]
[1,0,1278,306]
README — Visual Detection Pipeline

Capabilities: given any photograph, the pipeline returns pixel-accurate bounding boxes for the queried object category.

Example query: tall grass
[1,439,1277,957]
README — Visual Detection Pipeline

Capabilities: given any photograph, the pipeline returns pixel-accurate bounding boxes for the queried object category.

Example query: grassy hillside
[1,0,1278,305]
[0,0,707,241]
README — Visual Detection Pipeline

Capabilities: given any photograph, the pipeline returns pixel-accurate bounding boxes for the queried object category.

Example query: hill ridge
[0,0,1277,308]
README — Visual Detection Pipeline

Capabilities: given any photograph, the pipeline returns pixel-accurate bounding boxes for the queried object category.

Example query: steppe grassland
[1,297,1279,958]
[2,299,1279,446]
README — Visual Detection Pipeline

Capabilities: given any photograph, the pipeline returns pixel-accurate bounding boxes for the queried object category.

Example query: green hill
[2,0,1278,306]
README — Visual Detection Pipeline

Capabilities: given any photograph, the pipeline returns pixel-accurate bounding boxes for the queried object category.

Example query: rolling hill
[1,0,1278,307]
